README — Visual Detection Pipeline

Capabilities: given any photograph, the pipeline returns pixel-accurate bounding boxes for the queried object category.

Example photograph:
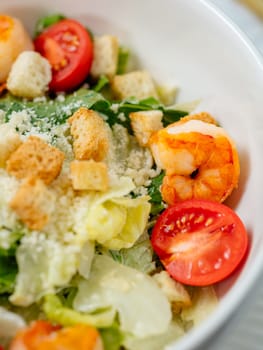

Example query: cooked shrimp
[149,113,240,205]
[0,14,33,83]
[9,320,104,350]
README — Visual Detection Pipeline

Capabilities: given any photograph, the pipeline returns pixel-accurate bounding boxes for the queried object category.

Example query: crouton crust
[0,124,22,168]
[129,110,163,146]
[6,136,64,184]
[68,108,109,161]
[90,35,119,79]
[70,159,109,191]
[111,70,158,100]
[9,176,53,230]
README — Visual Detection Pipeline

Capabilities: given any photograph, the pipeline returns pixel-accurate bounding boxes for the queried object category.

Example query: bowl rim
[170,1,263,349]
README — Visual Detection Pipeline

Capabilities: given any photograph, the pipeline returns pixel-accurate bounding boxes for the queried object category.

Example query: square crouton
[68,107,109,161]
[6,136,64,184]
[129,110,163,146]
[0,124,22,168]
[111,70,158,100]
[70,159,109,191]
[9,176,55,230]
[90,35,119,79]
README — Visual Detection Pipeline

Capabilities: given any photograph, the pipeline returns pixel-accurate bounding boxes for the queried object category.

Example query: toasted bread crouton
[70,159,109,191]
[129,110,163,146]
[6,136,64,184]
[9,176,54,230]
[68,108,109,161]
[90,35,119,79]
[0,124,22,168]
[153,271,191,308]
[7,51,51,99]
[111,70,158,100]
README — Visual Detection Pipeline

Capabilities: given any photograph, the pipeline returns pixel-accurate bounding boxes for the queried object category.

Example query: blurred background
[211,0,263,53]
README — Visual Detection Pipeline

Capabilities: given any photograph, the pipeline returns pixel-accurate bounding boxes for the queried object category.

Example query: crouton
[7,51,52,99]
[111,70,158,100]
[9,176,54,230]
[90,35,119,79]
[70,159,109,191]
[68,108,109,161]
[153,271,191,307]
[0,124,22,168]
[6,136,64,184]
[129,110,163,146]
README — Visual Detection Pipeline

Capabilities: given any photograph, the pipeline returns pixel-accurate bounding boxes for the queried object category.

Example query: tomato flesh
[34,19,93,92]
[151,199,248,286]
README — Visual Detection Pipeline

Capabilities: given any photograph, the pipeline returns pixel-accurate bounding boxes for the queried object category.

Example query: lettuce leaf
[79,176,151,250]
[43,294,115,328]
[181,286,218,327]
[73,255,172,338]
[123,321,184,350]
[10,234,79,306]
[109,236,155,274]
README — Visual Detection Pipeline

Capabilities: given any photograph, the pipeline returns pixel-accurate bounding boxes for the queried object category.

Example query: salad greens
[0,10,220,350]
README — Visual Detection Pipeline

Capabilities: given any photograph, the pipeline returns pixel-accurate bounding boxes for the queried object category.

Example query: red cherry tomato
[151,199,248,286]
[34,19,93,92]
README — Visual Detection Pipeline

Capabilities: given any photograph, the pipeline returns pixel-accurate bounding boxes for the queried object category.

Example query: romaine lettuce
[10,233,79,306]
[73,255,172,338]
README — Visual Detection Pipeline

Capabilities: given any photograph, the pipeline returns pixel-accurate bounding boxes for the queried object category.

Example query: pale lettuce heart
[10,233,79,306]
[87,196,151,249]
[73,255,172,338]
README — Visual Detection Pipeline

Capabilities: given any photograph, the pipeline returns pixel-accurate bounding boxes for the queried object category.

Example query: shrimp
[0,15,33,83]
[149,113,240,205]
[9,320,104,350]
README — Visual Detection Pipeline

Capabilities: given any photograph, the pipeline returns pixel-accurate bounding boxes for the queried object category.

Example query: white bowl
[2,0,263,349]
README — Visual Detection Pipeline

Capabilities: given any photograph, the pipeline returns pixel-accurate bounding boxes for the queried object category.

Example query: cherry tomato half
[151,199,248,286]
[34,19,93,92]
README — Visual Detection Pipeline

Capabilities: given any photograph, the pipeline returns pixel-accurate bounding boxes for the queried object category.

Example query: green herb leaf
[117,46,130,74]
[34,13,66,37]
[93,75,110,92]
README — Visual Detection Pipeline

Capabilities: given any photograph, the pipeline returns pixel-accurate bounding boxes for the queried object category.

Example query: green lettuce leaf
[43,294,115,328]
[73,255,172,338]
[110,236,155,274]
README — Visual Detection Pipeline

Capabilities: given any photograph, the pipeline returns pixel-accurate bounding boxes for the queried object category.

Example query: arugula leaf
[0,229,23,294]
[0,256,17,294]
[0,89,107,126]
[93,75,110,92]
[34,13,66,37]
[147,172,165,215]
[117,46,130,74]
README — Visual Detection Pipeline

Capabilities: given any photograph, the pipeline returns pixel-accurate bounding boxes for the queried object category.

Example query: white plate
[2,0,263,349]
